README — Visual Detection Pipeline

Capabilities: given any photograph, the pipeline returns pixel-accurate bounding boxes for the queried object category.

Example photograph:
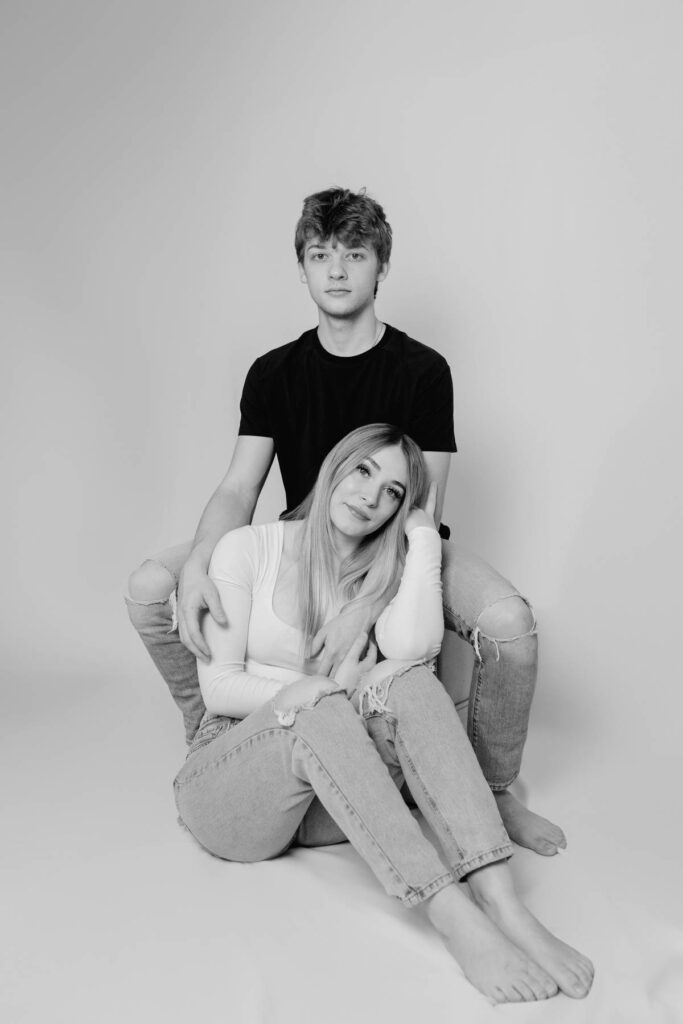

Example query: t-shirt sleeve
[198,527,287,717]
[409,359,457,453]
[238,358,273,438]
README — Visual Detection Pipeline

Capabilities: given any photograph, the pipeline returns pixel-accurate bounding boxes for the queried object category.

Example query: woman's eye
[387,487,402,501]
[356,464,370,476]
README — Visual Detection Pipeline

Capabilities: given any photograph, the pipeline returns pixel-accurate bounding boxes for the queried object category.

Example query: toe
[512,980,536,1001]
[559,969,591,999]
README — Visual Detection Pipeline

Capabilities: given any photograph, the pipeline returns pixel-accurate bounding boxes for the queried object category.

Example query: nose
[360,484,380,508]
[328,254,347,280]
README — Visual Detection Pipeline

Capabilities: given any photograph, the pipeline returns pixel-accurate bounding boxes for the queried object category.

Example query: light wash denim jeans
[173,666,513,906]
[126,539,537,790]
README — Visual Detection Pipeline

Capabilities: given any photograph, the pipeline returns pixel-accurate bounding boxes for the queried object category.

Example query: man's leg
[126,542,206,743]
[440,541,566,856]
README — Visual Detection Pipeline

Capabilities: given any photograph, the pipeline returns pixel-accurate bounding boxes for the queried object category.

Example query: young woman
[174,424,593,1004]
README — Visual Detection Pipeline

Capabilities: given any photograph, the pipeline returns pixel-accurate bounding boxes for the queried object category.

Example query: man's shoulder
[382,324,452,373]
[249,328,318,375]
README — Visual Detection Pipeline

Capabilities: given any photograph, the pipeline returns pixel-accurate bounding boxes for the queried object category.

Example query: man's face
[299,236,388,318]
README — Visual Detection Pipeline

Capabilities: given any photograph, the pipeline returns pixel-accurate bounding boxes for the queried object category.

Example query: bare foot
[495,790,567,856]
[426,885,558,1003]
[468,870,594,999]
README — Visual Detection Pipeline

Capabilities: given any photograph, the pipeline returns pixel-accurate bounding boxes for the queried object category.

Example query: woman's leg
[360,665,593,998]
[174,691,557,1002]
[440,540,566,855]
[175,691,453,900]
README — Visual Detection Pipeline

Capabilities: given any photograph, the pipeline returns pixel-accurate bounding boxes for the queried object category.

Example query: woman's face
[329,444,409,548]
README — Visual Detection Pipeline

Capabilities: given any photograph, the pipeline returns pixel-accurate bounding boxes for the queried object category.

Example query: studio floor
[4,636,682,1024]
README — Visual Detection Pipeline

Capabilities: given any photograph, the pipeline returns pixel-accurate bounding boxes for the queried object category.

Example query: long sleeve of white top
[374,526,444,661]
[197,528,293,718]
[198,524,444,719]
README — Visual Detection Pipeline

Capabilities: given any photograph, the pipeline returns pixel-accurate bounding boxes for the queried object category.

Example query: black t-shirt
[239,323,457,518]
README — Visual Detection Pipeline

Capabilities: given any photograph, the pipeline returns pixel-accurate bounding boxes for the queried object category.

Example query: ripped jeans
[174,666,513,906]
[126,540,537,790]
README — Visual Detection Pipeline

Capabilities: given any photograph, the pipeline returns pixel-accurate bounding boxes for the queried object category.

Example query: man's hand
[310,604,374,677]
[177,562,227,662]
[405,481,438,535]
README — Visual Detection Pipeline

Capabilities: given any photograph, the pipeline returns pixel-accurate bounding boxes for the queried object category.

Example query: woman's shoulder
[210,521,284,578]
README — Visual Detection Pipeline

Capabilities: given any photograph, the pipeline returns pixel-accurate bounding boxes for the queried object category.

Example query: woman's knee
[365,664,443,716]
[127,559,176,604]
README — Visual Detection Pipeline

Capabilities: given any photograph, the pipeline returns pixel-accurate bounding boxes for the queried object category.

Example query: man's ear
[376,260,390,284]
[298,262,307,284]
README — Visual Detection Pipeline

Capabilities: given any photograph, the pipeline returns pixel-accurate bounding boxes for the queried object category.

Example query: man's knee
[127,559,176,604]
[476,596,535,641]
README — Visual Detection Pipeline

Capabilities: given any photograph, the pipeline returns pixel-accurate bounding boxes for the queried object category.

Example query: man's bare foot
[468,867,594,999]
[426,884,558,1003]
[494,790,567,856]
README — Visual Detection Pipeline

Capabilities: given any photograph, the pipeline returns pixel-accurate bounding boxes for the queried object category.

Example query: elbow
[381,624,444,662]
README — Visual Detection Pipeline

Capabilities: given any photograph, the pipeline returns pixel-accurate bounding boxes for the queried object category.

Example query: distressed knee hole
[475,596,535,642]
[127,560,176,604]
[273,684,344,727]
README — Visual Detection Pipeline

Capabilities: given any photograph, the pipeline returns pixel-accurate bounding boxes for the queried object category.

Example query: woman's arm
[198,528,292,717]
[374,484,444,661]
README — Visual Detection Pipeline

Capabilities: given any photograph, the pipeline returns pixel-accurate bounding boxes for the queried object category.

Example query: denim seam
[290,727,446,904]
[176,717,445,906]
[175,726,296,784]
[400,871,454,908]
[452,842,514,881]
[393,726,465,862]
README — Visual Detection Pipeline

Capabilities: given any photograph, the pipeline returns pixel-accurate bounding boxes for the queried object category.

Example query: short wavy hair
[294,187,393,267]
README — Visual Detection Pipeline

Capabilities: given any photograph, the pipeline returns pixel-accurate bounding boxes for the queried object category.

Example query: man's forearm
[186,487,256,573]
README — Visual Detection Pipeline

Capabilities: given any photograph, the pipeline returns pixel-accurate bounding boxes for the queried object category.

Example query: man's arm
[178,435,275,661]
[422,451,451,527]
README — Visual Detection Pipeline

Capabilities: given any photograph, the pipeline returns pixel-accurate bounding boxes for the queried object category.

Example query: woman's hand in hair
[405,481,438,536]
[332,631,378,695]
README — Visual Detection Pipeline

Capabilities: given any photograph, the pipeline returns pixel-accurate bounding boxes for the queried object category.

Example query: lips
[345,503,371,522]
[325,289,351,295]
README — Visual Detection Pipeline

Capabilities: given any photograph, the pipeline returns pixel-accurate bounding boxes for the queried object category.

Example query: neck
[317,307,383,356]
[330,528,361,565]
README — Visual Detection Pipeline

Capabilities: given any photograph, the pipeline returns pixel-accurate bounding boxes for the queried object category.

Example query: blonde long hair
[286,424,427,653]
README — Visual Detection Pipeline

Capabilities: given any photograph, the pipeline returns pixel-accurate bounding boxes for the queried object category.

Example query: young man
[127,188,565,856]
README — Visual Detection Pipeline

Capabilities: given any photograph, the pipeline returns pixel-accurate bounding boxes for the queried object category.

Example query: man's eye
[311,253,326,261]
[348,252,365,261]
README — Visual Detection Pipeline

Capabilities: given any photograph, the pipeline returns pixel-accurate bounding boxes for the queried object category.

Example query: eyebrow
[365,457,407,491]
[306,241,368,252]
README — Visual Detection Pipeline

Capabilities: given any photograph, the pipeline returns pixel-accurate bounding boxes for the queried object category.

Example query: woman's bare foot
[468,864,594,999]
[494,790,567,856]
[426,884,558,1003]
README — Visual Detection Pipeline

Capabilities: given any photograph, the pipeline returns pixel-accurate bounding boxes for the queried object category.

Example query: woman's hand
[332,631,378,694]
[272,674,342,716]
[309,604,374,677]
[405,481,438,536]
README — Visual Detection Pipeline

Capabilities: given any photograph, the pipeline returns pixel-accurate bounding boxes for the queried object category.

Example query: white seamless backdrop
[2,3,682,1022]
